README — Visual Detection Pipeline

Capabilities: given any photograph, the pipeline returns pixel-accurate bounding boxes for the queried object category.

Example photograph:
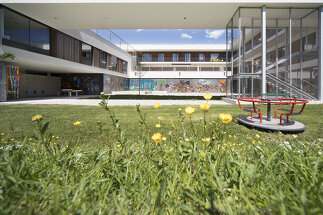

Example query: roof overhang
[2,1,322,30]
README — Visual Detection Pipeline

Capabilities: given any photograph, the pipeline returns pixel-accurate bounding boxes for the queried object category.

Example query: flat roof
[2,1,322,29]
[127,44,227,52]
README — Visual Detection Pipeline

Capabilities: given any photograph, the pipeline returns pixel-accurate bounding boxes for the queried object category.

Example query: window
[142,53,152,62]
[173,53,179,62]
[185,53,191,62]
[158,53,164,62]
[199,53,205,62]
[100,51,107,69]
[123,61,128,73]
[110,55,117,72]
[210,53,219,62]
[3,8,50,55]
[81,43,92,65]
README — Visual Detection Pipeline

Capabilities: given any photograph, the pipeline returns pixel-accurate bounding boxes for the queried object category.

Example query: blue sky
[110,29,226,44]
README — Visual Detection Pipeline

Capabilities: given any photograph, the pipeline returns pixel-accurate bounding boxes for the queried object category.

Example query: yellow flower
[52,136,55,138]
[200,103,211,111]
[56,136,59,139]
[256,134,260,139]
[116,144,121,148]
[152,132,162,143]
[203,93,212,101]
[219,113,232,124]
[154,102,161,109]
[200,152,206,158]
[100,92,105,96]
[229,135,232,138]
[185,138,190,142]
[258,141,262,145]
[158,116,163,120]
[155,124,161,128]
[205,138,211,142]
[234,135,238,140]
[74,121,81,126]
[32,114,43,122]
[28,138,33,141]
[0,133,4,136]
[185,106,195,115]
[162,137,167,141]
[178,108,181,111]
[202,138,207,142]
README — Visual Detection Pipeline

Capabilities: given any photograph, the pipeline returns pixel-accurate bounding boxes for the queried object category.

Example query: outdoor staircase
[266,73,317,100]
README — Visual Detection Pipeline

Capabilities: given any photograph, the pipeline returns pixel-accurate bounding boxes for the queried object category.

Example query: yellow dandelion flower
[154,102,161,109]
[10,138,14,141]
[205,138,211,142]
[200,103,211,111]
[203,93,213,101]
[252,140,256,145]
[256,134,260,139]
[152,132,162,143]
[178,108,182,111]
[162,137,167,141]
[200,152,206,158]
[219,113,232,124]
[158,116,163,120]
[32,114,43,122]
[56,136,59,139]
[52,136,55,138]
[229,135,232,138]
[202,138,207,142]
[185,138,190,142]
[0,133,4,136]
[74,121,81,126]
[116,144,121,148]
[185,106,195,115]
[317,146,321,149]
[28,138,33,141]
[155,124,161,128]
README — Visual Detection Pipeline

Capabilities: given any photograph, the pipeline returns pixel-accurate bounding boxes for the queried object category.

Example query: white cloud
[205,29,225,40]
[136,29,144,32]
[180,33,192,39]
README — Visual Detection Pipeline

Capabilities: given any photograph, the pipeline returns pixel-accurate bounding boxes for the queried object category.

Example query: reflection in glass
[82,43,92,66]
[30,20,50,51]
[100,51,107,69]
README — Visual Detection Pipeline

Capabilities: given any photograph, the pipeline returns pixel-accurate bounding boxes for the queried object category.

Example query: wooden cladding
[51,29,81,63]
[50,29,127,73]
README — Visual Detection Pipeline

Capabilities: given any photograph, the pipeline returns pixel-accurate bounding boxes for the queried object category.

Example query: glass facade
[199,53,205,62]
[158,53,164,62]
[110,55,117,72]
[226,7,319,99]
[173,53,179,62]
[81,43,92,66]
[142,53,152,62]
[100,51,107,69]
[185,53,191,62]
[3,8,50,55]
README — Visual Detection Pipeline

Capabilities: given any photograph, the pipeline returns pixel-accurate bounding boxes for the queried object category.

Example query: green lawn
[0,102,322,214]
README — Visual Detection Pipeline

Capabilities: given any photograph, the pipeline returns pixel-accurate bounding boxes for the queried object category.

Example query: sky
[109,29,227,44]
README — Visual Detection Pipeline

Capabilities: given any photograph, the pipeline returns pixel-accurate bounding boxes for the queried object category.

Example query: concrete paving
[0,97,232,106]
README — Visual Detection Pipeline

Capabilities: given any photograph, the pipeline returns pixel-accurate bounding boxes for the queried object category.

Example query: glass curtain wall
[226,7,319,99]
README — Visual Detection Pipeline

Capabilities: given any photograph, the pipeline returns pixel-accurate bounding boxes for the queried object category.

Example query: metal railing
[92,29,137,57]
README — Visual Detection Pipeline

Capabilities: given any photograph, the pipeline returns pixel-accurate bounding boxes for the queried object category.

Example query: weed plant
[0,95,322,214]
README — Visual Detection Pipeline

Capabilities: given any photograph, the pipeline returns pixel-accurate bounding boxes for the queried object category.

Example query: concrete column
[319,7,323,101]
[261,5,267,95]
[0,7,6,102]
[0,63,6,102]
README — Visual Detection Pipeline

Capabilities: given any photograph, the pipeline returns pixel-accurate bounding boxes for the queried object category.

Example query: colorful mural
[128,79,227,93]
[6,65,20,99]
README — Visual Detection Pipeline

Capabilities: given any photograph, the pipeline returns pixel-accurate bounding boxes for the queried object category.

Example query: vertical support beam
[242,27,246,96]
[0,7,6,102]
[261,5,267,95]
[226,25,228,97]
[300,18,303,91]
[231,19,234,98]
[275,18,279,94]
[251,18,254,97]
[289,8,293,96]
[318,7,323,100]
[238,8,241,97]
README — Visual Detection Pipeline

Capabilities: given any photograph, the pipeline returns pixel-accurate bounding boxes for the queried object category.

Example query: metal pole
[318,7,323,100]
[300,18,303,91]
[275,18,279,94]
[242,27,246,97]
[251,18,254,97]
[238,8,241,98]
[231,19,234,99]
[289,8,293,96]
[261,5,267,95]
[226,25,228,97]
